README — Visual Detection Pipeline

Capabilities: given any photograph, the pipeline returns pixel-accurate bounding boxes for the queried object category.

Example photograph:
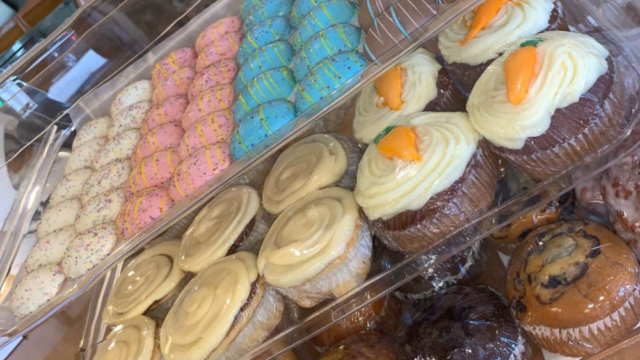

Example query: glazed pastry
[61,223,118,279]
[75,189,126,234]
[109,101,151,139]
[355,112,499,254]
[262,133,361,215]
[181,84,234,130]
[151,67,196,106]
[24,227,76,273]
[64,137,107,175]
[94,130,141,170]
[10,264,66,318]
[37,198,82,239]
[49,168,93,206]
[196,32,243,72]
[290,0,331,27]
[230,100,297,160]
[357,0,404,31]
[127,149,181,195]
[196,17,243,54]
[103,241,185,324]
[169,143,232,201]
[244,0,293,32]
[353,49,465,144]
[151,47,197,87]
[234,67,296,121]
[73,116,110,148]
[111,80,154,117]
[468,31,625,181]
[93,315,159,360]
[179,185,270,272]
[237,41,295,93]
[291,0,357,52]
[405,286,531,360]
[81,160,130,204]
[117,187,174,239]
[130,122,184,167]
[160,252,284,360]
[178,111,235,160]
[237,17,293,65]
[188,59,238,102]
[258,187,373,307]
[142,96,189,134]
[318,331,399,360]
[506,220,640,357]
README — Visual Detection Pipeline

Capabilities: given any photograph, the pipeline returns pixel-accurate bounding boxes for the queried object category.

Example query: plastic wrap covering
[317,331,400,360]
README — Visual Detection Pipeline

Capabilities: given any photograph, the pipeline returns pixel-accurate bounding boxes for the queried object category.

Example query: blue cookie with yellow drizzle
[237,17,293,66]
[243,0,294,33]
[291,0,358,52]
[240,0,262,20]
[231,100,297,160]
[292,23,362,81]
[237,41,295,93]
[296,51,366,112]
[234,67,297,121]
[290,0,331,27]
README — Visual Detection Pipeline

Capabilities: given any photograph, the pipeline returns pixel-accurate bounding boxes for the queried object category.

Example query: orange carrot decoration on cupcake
[375,125,422,161]
[374,66,404,110]
[504,45,537,105]
[461,0,510,44]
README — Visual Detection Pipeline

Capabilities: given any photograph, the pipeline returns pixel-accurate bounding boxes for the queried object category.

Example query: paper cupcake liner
[423,67,468,112]
[145,273,194,322]
[321,97,357,132]
[522,287,640,357]
[374,141,500,254]
[237,205,274,255]
[332,134,365,190]
[276,219,373,308]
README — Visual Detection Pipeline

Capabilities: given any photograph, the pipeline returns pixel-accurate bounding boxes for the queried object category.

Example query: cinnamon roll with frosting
[93,315,160,360]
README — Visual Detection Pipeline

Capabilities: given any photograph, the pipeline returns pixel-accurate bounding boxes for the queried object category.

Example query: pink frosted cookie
[117,187,174,239]
[110,80,154,117]
[178,112,235,160]
[64,138,107,175]
[127,149,181,195]
[49,168,93,206]
[130,123,184,167]
[61,223,117,279]
[195,17,243,53]
[188,59,239,102]
[75,188,126,234]
[94,130,141,170]
[169,143,232,201]
[37,198,82,239]
[151,47,197,87]
[181,85,234,130]
[142,96,189,134]
[108,101,151,139]
[196,32,243,72]
[151,67,196,106]
[25,227,77,273]
[10,264,66,318]
[81,160,131,204]
[73,117,110,149]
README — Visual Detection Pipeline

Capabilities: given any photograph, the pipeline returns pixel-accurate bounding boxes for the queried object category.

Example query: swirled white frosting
[160,252,258,360]
[102,241,185,324]
[354,49,442,144]
[263,134,347,214]
[93,315,156,360]
[467,31,610,149]
[355,112,480,220]
[179,186,260,273]
[258,187,359,288]
[438,0,555,65]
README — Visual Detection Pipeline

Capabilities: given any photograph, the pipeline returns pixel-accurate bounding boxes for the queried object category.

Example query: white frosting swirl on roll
[94,316,156,360]
[103,241,185,324]
[258,187,359,288]
[160,252,258,360]
[467,31,610,149]
[263,134,347,214]
[179,186,260,273]
[355,112,480,220]
[354,49,442,144]
[438,0,555,65]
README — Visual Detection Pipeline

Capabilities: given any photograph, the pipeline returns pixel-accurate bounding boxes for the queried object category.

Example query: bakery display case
[0,0,640,359]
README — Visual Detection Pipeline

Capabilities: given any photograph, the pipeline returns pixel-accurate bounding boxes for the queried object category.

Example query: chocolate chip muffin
[506,220,640,357]
[318,331,399,360]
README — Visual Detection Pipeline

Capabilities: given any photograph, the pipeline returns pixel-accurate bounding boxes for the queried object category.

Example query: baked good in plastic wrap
[92,315,161,360]
[506,220,640,357]
[258,187,372,308]
[317,331,400,360]
[355,112,499,254]
[574,171,609,220]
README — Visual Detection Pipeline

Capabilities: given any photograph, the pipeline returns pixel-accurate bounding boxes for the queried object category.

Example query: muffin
[506,220,640,357]
[467,31,627,181]
[93,315,160,360]
[318,331,399,360]
[355,112,499,254]
[258,187,372,308]
[352,49,465,144]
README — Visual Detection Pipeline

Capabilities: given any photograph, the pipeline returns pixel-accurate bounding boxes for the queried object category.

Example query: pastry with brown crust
[318,331,399,360]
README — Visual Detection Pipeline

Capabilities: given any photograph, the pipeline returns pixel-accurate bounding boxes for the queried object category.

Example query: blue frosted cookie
[231,100,297,160]
[291,0,358,52]
[296,51,366,112]
[234,67,297,121]
[237,41,295,93]
[243,0,294,33]
[292,23,362,81]
[290,0,331,27]
[240,0,262,20]
[237,17,293,65]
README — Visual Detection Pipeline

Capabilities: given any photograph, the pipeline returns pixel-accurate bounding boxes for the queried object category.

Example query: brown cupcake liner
[332,133,365,190]
[374,141,500,254]
[423,68,468,112]
[236,205,274,255]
